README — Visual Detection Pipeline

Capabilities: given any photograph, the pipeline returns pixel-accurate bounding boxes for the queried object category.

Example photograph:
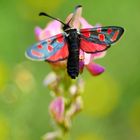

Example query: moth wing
[80,26,124,53]
[25,33,68,62]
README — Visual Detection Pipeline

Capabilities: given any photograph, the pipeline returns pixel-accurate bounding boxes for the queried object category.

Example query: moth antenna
[39,12,66,26]
[67,17,72,25]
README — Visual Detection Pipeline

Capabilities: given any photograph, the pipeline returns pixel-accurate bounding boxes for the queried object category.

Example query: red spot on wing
[37,45,43,49]
[48,39,51,43]
[98,34,105,41]
[48,45,53,52]
[31,50,44,57]
[80,38,107,53]
[97,28,101,33]
[82,32,91,38]
[107,28,112,34]
[111,31,119,42]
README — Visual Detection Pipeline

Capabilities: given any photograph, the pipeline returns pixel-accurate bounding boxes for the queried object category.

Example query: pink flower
[49,97,65,123]
[35,20,62,41]
[78,17,106,76]
[79,49,106,76]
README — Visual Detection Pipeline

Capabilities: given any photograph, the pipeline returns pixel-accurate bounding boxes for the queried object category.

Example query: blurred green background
[0,0,140,140]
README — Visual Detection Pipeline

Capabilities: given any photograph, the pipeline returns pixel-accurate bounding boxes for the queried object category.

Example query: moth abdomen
[67,43,79,79]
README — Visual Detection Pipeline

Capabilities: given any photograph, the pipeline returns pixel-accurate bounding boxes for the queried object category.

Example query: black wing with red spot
[80,26,124,53]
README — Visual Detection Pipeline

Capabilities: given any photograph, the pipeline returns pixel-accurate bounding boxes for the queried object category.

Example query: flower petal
[43,131,61,140]
[91,51,107,60]
[49,97,65,123]
[79,49,91,65]
[35,20,62,41]
[43,72,57,86]
[38,30,51,41]
[79,60,84,73]
[35,26,42,37]
[86,63,105,76]
[66,96,83,117]
[84,52,92,65]
[45,20,62,36]
[80,17,93,28]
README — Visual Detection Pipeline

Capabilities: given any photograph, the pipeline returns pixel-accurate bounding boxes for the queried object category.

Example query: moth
[25,5,124,79]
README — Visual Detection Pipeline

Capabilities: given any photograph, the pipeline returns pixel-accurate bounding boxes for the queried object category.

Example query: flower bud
[49,97,65,124]
[43,131,61,140]
[69,84,78,96]
[66,96,83,118]
[43,72,57,86]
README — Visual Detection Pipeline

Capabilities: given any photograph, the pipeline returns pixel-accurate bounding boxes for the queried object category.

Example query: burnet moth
[25,5,124,79]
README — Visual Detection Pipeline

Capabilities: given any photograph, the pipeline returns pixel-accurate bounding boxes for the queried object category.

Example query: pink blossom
[49,97,65,123]
[80,17,93,28]
[35,20,62,41]
[79,49,105,76]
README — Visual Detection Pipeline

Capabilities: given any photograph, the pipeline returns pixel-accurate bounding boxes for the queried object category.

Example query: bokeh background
[0,0,140,140]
